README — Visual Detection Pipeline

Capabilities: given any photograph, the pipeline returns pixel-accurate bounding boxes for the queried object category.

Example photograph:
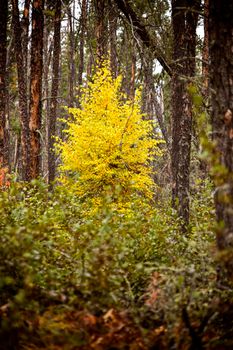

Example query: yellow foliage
[56,62,162,208]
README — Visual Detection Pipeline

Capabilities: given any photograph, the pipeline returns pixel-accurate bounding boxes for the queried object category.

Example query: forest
[0,0,232,349]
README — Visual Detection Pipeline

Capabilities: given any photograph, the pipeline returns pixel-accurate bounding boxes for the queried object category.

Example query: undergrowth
[0,179,232,349]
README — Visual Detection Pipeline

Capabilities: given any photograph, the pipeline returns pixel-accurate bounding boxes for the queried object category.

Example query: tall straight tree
[171,0,200,228]
[21,0,31,92]
[12,0,31,180]
[67,3,75,107]
[48,0,61,184]
[209,0,233,281]
[94,0,108,63]
[29,0,44,179]
[202,0,209,97]
[0,0,8,169]
[109,0,118,77]
[0,0,9,171]
[77,0,87,103]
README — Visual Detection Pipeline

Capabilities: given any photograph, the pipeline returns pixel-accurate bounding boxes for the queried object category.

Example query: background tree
[171,0,200,228]
[94,0,108,63]
[29,0,44,179]
[209,0,233,281]
[77,0,87,103]
[47,0,61,184]
[0,0,9,172]
[12,0,31,180]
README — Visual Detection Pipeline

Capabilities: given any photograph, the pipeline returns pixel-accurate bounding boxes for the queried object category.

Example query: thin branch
[114,0,172,76]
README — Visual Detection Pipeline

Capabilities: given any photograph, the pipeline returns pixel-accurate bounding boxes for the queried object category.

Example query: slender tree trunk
[29,0,44,179]
[6,19,15,172]
[11,0,30,180]
[129,45,136,100]
[152,89,169,148]
[13,134,20,173]
[209,0,233,280]
[48,0,61,184]
[21,0,31,101]
[142,50,169,146]
[43,19,53,178]
[77,0,87,103]
[142,51,154,119]
[171,0,200,228]
[109,0,118,77]
[67,5,76,107]
[202,0,209,98]
[0,0,9,171]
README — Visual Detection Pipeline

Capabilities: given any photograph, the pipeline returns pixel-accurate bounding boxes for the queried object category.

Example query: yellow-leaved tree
[56,62,162,210]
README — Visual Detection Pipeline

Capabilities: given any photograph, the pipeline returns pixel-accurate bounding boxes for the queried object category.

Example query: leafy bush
[56,62,163,213]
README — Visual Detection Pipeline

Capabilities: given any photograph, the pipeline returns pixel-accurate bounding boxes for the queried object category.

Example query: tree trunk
[94,0,108,64]
[109,0,118,77]
[48,0,61,184]
[42,13,51,177]
[11,0,31,180]
[129,45,136,100]
[0,0,9,171]
[171,0,200,228]
[209,0,233,280]
[21,0,31,100]
[29,0,44,179]
[77,0,87,103]
[67,4,76,107]
[202,0,209,98]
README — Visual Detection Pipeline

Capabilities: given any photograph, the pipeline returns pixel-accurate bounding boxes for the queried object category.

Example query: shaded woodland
[0,0,233,349]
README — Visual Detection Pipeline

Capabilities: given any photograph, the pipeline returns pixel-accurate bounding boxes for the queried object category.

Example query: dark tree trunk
[94,0,108,63]
[209,0,233,280]
[171,0,200,228]
[202,0,209,98]
[67,4,75,107]
[48,0,61,184]
[43,18,53,178]
[12,0,31,180]
[0,0,9,171]
[21,0,31,99]
[29,0,44,179]
[77,0,87,103]
[109,0,118,77]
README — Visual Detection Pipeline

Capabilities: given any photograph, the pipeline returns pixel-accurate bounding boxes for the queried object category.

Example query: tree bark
[11,0,31,180]
[171,0,200,228]
[77,0,87,103]
[67,4,76,107]
[202,0,209,98]
[0,0,9,171]
[109,0,118,77]
[29,0,44,179]
[42,13,52,177]
[48,0,61,184]
[209,0,233,280]
[94,0,108,63]
[21,0,31,98]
